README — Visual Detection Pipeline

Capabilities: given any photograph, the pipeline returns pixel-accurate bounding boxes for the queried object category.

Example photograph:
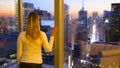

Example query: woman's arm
[42,26,57,52]
[42,32,54,52]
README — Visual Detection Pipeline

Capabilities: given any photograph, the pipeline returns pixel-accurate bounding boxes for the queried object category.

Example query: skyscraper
[77,0,88,42]
[103,10,111,43]
[78,10,87,28]
[24,2,34,17]
[109,3,120,42]
[64,4,70,46]
[78,0,87,28]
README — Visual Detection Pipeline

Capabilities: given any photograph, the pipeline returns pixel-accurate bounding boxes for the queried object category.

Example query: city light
[0,0,120,68]
[90,24,96,43]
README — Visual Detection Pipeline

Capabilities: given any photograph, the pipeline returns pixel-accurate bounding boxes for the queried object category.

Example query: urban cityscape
[0,0,120,68]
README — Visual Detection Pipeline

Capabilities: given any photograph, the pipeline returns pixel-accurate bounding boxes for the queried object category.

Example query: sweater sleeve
[17,32,23,64]
[42,32,54,52]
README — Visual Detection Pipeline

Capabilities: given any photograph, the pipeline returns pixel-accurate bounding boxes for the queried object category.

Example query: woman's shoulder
[18,31,26,36]
[40,31,46,35]
[20,31,26,34]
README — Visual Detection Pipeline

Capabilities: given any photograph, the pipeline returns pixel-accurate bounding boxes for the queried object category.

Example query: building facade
[109,3,120,42]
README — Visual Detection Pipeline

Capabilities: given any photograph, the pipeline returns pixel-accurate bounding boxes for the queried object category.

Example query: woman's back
[17,12,57,68]
[18,31,43,64]
[17,31,55,64]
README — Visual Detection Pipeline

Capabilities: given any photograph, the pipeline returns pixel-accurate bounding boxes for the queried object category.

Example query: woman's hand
[51,26,58,36]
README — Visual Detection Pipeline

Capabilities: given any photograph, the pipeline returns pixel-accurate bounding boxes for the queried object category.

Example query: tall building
[109,3,120,42]
[78,0,87,28]
[76,0,88,42]
[103,10,111,23]
[34,8,52,20]
[78,10,87,28]
[64,4,70,46]
[77,11,87,41]
[24,2,34,17]
[23,2,34,30]
[103,10,111,43]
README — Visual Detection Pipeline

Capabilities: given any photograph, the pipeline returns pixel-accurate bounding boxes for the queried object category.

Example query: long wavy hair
[26,12,41,41]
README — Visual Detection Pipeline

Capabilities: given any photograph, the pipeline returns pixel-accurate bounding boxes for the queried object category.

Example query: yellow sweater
[17,31,54,64]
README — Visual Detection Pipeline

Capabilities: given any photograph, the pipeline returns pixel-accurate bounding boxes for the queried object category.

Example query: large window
[64,0,120,68]
[0,0,55,68]
[0,0,18,68]
[1,0,120,68]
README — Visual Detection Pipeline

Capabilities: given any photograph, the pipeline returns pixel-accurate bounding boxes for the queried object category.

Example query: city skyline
[0,0,120,18]
[23,0,120,18]
[65,0,120,17]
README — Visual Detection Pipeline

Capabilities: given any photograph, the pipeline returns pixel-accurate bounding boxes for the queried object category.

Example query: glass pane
[0,0,18,68]
[23,0,54,67]
[64,0,120,68]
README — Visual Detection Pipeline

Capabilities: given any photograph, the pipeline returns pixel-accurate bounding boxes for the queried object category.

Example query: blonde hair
[26,12,41,41]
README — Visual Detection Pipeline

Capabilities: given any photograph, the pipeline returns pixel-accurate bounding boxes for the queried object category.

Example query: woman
[17,12,57,68]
